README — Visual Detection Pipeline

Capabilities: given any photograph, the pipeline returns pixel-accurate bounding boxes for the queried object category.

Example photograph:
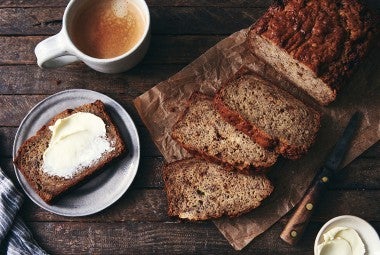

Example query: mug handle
[35,30,79,69]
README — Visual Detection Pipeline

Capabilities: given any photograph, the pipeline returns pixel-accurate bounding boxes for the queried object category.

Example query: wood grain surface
[0,0,379,254]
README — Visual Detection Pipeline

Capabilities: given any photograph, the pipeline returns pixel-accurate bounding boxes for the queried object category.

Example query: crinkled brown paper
[133,28,380,250]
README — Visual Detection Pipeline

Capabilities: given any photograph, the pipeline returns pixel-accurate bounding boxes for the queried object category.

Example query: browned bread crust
[214,94,275,149]
[162,158,274,220]
[214,71,321,159]
[248,0,377,105]
[171,93,278,172]
[14,100,126,204]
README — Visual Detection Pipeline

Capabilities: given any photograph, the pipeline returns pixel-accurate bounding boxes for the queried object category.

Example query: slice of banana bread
[14,100,126,204]
[171,93,278,172]
[248,0,376,105]
[214,73,320,159]
[162,158,274,220]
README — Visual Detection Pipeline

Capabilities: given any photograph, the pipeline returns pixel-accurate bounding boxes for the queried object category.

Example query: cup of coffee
[35,0,150,73]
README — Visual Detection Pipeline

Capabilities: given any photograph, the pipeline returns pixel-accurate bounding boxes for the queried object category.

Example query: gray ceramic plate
[13,89,140,216]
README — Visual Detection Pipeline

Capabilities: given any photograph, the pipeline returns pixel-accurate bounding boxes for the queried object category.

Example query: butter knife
[280,112,361,245]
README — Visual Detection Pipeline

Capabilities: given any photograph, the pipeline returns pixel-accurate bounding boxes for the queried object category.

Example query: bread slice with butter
[14,100,126,204]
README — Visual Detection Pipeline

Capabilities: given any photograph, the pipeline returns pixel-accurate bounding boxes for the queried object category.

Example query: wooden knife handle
[280,167,332,245]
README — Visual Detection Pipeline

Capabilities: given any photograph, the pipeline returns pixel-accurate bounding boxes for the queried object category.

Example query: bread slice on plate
[171,93,278,172]
[214,72,320,159]
[162,158,274,220]
[248,0,376,105]
[14,100,126,204]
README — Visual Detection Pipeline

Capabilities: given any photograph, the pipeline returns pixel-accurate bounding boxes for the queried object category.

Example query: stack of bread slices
[162,0,375,221]
[163,71,320,221]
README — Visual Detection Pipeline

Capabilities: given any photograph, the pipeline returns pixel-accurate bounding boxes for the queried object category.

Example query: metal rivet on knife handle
[306,203,313,211]
[291,231,297,238]
[321,176,329,183]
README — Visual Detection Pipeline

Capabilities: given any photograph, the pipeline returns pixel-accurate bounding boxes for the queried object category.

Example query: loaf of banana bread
[248,0,376,105]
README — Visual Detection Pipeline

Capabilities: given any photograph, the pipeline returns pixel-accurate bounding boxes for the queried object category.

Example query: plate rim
[12,89,140,217]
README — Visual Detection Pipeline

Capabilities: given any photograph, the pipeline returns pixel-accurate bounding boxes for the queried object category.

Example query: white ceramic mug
[35,0,150,73]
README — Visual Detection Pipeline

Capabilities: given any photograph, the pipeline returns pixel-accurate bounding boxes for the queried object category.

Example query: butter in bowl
[314,215,380,255]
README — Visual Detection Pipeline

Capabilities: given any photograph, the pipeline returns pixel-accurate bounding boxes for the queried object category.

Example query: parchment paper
[133,28,380,250]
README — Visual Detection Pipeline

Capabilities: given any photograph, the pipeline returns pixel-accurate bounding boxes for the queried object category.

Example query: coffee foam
[112,0,129,18]
[71,0,145,59]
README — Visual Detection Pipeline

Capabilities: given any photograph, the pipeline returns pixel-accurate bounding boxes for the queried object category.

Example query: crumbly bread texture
[14,100,126,204]
[215,73,320,159]
[162,158,274,220]
[171,93,278,172]
[248,0,376,105]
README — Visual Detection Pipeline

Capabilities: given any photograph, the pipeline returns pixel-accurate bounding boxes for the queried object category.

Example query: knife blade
[280,112,361,245]
[324,112,361,172]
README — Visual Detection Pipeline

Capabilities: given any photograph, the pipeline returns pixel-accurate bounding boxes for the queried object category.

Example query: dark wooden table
[0,0,379,254]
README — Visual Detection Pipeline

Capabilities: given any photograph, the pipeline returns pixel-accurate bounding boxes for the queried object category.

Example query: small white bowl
[314,215,380,255]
